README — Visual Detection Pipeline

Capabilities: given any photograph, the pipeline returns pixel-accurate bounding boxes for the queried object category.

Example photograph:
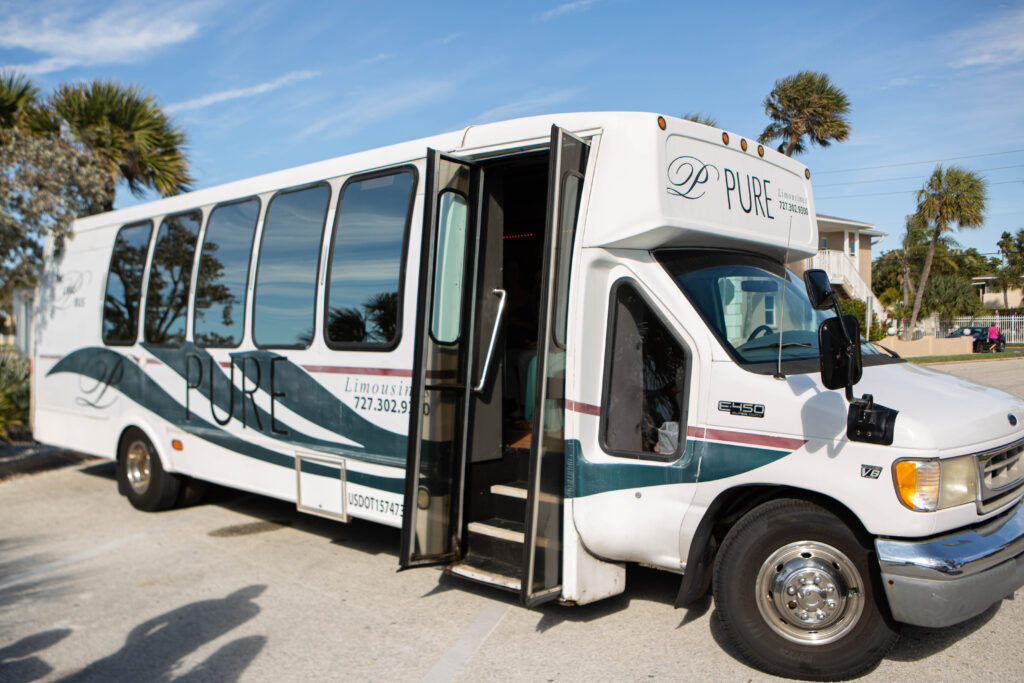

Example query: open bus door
[401,128,590,607]
[521,126,589,605]
[400,151,484,567]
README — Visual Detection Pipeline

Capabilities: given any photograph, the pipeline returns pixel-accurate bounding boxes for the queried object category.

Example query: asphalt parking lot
[2,359,1023,682]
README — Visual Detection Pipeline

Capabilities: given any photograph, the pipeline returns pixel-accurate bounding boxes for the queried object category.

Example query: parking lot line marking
[419,601,510,683]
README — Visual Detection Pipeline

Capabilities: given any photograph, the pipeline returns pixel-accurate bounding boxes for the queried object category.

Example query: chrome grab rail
[474,288,507,394]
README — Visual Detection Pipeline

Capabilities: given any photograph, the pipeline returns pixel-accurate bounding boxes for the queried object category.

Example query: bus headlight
[893,456,977,511]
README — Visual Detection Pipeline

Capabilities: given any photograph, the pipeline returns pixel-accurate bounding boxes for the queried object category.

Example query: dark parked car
[947,326,1006,352]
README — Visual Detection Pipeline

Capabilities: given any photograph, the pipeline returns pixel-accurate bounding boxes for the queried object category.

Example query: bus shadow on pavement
[55,585,268,683]
[76,462,402,558]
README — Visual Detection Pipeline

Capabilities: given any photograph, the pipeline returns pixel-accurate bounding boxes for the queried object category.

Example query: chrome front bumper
[875,499,1024,628]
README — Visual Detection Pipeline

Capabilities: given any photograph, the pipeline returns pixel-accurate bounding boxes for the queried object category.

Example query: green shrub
[0,352,30,442]
[838,297,886,342]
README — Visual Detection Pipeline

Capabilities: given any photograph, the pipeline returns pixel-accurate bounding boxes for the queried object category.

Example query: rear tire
[712,498,899,680]
[117,428,181,511]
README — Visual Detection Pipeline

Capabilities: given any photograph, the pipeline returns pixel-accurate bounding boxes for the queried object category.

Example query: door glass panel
[431,191,468,343]
[402,153,476,567]
[525,128,588,603]
[553,172,582,347]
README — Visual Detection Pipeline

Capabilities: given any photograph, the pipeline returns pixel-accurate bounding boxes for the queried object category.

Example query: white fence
[943,315,1024,344]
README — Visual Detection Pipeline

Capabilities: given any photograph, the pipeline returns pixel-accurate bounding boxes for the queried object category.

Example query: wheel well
[674,485,872,607]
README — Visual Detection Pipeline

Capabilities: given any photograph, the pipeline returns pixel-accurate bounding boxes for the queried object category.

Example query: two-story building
[789,213,886,318]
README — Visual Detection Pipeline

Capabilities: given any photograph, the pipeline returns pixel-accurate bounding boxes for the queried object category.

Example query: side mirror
[818,314,862,390]
[803,269,835,311]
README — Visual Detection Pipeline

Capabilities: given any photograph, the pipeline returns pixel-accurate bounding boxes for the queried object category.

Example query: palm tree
[758,71,850,157]
[0,70,38,130]
[30,80,191,211]
[992,230,1024,312]
[681,112,718,127]
[905,165,987,338]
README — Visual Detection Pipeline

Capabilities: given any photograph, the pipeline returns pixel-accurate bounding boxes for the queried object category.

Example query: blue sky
[2,0,1023,257]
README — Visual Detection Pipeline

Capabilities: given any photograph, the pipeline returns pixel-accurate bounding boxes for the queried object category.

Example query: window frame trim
[322,165,418,352]
[101,220,154,347]
[251,180,332,350]
[598,277,692,463]
[193,195,262,350]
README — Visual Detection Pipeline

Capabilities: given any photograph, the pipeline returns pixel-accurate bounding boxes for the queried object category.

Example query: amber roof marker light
[740,138,748,152]
[722,132,730,145]
[657,116,666,130]
[758,144,765,157]
[805,168,811,179]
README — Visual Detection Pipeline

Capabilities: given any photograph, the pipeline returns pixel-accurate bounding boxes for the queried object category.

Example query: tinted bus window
[326,170,414,346]
[194,198,260,347]
[102,221,152,345]
[144,211,201,345]
[602,283,688,460]
[253,184,330,348]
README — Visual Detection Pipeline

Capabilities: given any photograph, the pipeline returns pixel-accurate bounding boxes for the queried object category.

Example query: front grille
[977,437,1024,513]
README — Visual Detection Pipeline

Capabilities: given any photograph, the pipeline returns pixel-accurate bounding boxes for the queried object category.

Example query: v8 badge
[861,464,882,479]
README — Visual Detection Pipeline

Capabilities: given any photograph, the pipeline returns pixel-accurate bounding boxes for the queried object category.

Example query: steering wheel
[746,325,773,342]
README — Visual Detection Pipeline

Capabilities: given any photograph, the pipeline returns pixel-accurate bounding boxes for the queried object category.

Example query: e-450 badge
[718,401,765,418]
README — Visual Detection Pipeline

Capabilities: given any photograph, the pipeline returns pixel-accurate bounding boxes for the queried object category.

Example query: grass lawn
[908,348,1024,364]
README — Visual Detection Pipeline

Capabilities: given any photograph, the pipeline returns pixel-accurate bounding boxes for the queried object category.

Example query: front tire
[712,498,899,680]
[117,428,181,511]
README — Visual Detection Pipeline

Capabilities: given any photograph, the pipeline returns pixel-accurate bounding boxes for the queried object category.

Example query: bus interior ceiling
[460,152,548,575]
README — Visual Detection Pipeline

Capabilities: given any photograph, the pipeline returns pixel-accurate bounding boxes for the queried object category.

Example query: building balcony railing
[801,250,884,318]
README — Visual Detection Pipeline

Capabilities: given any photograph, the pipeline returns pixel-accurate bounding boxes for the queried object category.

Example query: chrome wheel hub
[125,440,152,495]
[756,541,864,645]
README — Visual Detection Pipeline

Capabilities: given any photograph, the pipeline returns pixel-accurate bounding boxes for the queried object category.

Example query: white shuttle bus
[32,113,1024,679]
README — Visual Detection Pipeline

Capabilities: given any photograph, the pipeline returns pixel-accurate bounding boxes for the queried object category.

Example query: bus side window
[102,221,153,346]
[600,281,689,461]
[194,198,260,347]
[325,169,415,348]
[145,210,201,345]
[252,183,331,348]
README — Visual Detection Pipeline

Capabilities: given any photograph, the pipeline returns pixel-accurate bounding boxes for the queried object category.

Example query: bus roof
[67,111,817,259]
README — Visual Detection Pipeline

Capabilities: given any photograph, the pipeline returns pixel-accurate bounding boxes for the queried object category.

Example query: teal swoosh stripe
[143,343,406,465]
[48,348,404,495]
[565,437,791,498]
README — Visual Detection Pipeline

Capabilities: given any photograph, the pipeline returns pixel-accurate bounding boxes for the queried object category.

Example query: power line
[814,149,1024,175]
[815,164,1024,188]
[816,178,1024,200]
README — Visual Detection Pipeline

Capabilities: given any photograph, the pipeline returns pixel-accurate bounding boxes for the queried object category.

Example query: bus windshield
[656,249,887,374]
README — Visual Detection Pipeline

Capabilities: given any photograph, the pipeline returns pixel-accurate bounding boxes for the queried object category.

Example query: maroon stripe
[566,400,601,416]
[300,365,412,377]
[698,427,806,451]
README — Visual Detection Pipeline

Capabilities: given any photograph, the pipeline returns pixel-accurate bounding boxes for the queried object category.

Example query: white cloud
[948,5,1024,69]
[167,71,321,113]
[296,80,456,140]
[358,53,396,66]
[536,0,596,23]
[0,2,209,74]
[472,88,582,123]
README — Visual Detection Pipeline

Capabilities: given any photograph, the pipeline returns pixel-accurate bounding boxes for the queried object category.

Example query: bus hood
[854,362,1024,453]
